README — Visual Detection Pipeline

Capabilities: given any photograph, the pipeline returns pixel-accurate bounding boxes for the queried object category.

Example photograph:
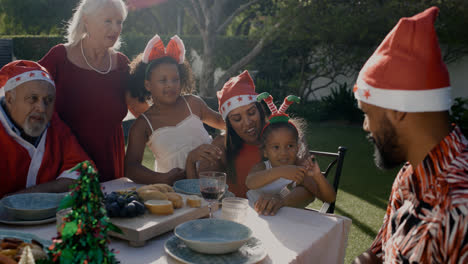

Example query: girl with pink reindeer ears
[246,92,336,215]
[125,35,225,184]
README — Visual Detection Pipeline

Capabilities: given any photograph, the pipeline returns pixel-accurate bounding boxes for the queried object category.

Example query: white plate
[0,202,56,225]
[173,179,235,199]
[0,228,52,247]
[165,235,266,264]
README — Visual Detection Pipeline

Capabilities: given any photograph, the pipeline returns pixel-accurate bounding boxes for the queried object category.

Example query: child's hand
[254,194,284,216]
[278,165,306,184]
[303,155,321,178]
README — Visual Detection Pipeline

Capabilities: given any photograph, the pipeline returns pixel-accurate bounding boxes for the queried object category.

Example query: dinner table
[0,178,352,264]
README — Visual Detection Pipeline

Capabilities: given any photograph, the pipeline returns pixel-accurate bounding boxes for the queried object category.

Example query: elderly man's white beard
[23,113,48,137]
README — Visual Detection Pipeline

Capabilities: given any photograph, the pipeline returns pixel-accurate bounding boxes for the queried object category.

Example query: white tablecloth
[0,178,351,264]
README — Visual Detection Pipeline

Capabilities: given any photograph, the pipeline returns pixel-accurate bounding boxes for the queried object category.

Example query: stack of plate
[165,218,266,264]
[0,192,66,225]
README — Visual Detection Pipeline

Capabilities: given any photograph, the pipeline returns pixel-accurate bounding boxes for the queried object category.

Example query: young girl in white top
[125,35,225,184]
[246,93,336,211]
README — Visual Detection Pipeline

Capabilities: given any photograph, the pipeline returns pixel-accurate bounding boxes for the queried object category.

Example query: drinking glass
[221,197,249,223]
[199,171,226,218]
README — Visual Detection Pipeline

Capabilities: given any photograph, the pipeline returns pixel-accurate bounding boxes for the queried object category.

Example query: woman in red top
[39,0,146,182]
[188,70,315,215]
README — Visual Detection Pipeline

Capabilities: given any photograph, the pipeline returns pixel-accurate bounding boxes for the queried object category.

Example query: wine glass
[199,171,226,218]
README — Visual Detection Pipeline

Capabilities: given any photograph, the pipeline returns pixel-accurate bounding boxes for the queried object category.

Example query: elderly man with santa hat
[0,60,90,198]
[352,6,468,264]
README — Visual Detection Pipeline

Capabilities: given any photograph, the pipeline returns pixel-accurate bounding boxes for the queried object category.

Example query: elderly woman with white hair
[39,0,146,182]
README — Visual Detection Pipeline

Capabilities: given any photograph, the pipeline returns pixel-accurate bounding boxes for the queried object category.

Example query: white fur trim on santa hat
[355,78,452,112]
[220,94,257,119]
[3,70,55,92]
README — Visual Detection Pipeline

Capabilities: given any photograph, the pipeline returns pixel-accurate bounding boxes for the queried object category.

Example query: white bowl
[1,193,66,220]
[174,218,252,254]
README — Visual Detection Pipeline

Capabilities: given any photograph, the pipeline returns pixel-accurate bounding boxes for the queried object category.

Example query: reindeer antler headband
[143,34,185,78]
[257,92,301,134]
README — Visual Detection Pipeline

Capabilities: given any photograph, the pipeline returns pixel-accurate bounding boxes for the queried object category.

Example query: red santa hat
[0,60,55,93]
[353,6,451,112]
[217,70,258,120]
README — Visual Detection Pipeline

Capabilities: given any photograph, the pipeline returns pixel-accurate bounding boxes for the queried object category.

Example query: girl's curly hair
[127,53,195,102]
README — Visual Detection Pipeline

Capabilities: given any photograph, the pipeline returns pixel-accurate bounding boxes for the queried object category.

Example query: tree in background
[1,0,467,100]
[171,0,281,96]
[253,0,468,100]
[0,0,77,35]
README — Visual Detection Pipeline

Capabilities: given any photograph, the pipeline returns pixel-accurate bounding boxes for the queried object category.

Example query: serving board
[108,194,218,247]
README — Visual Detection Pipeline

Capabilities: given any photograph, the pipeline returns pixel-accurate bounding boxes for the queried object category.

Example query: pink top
[39,44,129,182]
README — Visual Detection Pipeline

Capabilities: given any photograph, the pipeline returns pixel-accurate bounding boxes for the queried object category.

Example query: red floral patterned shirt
[371,125,468,263]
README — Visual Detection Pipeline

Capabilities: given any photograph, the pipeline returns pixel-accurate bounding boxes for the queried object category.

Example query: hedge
[1,34,256,69]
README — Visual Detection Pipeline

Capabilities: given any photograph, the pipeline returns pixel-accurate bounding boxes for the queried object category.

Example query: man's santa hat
[353,6,451,112]
[217,70,258,120]
[0,60,55,92]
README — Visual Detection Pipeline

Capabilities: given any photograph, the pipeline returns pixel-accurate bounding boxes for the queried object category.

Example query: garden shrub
[450,97,468,135]
[320,82,362,124]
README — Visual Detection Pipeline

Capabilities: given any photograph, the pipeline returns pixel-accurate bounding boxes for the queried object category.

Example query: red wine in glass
[199,171,227,218]
[201,187,223,201]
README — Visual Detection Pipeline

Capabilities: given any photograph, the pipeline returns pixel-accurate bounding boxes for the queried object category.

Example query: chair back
[309,146,346,214]
[0,39,13,68]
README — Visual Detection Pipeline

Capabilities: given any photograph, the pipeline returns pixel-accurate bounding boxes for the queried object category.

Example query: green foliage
[9,35,63,60]
[320,83,362,124]
[0,0,77,35]
[1,34,253,69]
[450,97,468,136]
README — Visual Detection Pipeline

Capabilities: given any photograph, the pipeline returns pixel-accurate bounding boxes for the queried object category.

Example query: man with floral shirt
[352,7,468,264]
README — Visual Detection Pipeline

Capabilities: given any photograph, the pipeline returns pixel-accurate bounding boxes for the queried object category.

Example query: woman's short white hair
[66,0,128,50]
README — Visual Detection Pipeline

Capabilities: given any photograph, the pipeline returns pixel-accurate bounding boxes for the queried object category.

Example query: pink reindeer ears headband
[143,34,185,78]
[257,92,301,134]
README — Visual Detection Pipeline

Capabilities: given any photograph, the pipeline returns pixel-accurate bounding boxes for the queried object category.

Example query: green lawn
[137,121,398,263]
[305,122,398,263]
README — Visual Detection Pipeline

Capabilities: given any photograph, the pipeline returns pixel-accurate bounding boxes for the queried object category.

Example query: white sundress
[141,96,212,173]
[246,160,294,203]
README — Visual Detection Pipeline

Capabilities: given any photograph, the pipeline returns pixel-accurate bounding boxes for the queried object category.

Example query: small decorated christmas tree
[48,161,121,264]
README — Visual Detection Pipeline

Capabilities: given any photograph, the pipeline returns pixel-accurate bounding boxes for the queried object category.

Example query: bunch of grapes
[104,191,145,218]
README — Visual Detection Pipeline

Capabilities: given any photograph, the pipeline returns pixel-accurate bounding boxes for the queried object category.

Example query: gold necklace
[80,39,112,74]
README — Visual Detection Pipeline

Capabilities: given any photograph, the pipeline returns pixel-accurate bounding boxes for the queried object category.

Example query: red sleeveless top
[229,143,261,198]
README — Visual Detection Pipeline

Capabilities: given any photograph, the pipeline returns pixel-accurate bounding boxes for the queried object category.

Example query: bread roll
[0,253,16,264]
[137,184,173,194]
[144,200,174,215]
[166,193,183,209]
[137,189,168,201]
[0,249,16,257]
[186,195,202,208]
[151,184,174,193]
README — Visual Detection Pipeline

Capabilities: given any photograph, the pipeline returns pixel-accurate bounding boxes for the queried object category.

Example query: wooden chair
[309,146,347,214]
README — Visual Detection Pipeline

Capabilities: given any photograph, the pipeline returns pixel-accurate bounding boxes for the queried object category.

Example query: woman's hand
[188,144,223,166]
[254,194,284,216]
[165,168,186,184]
